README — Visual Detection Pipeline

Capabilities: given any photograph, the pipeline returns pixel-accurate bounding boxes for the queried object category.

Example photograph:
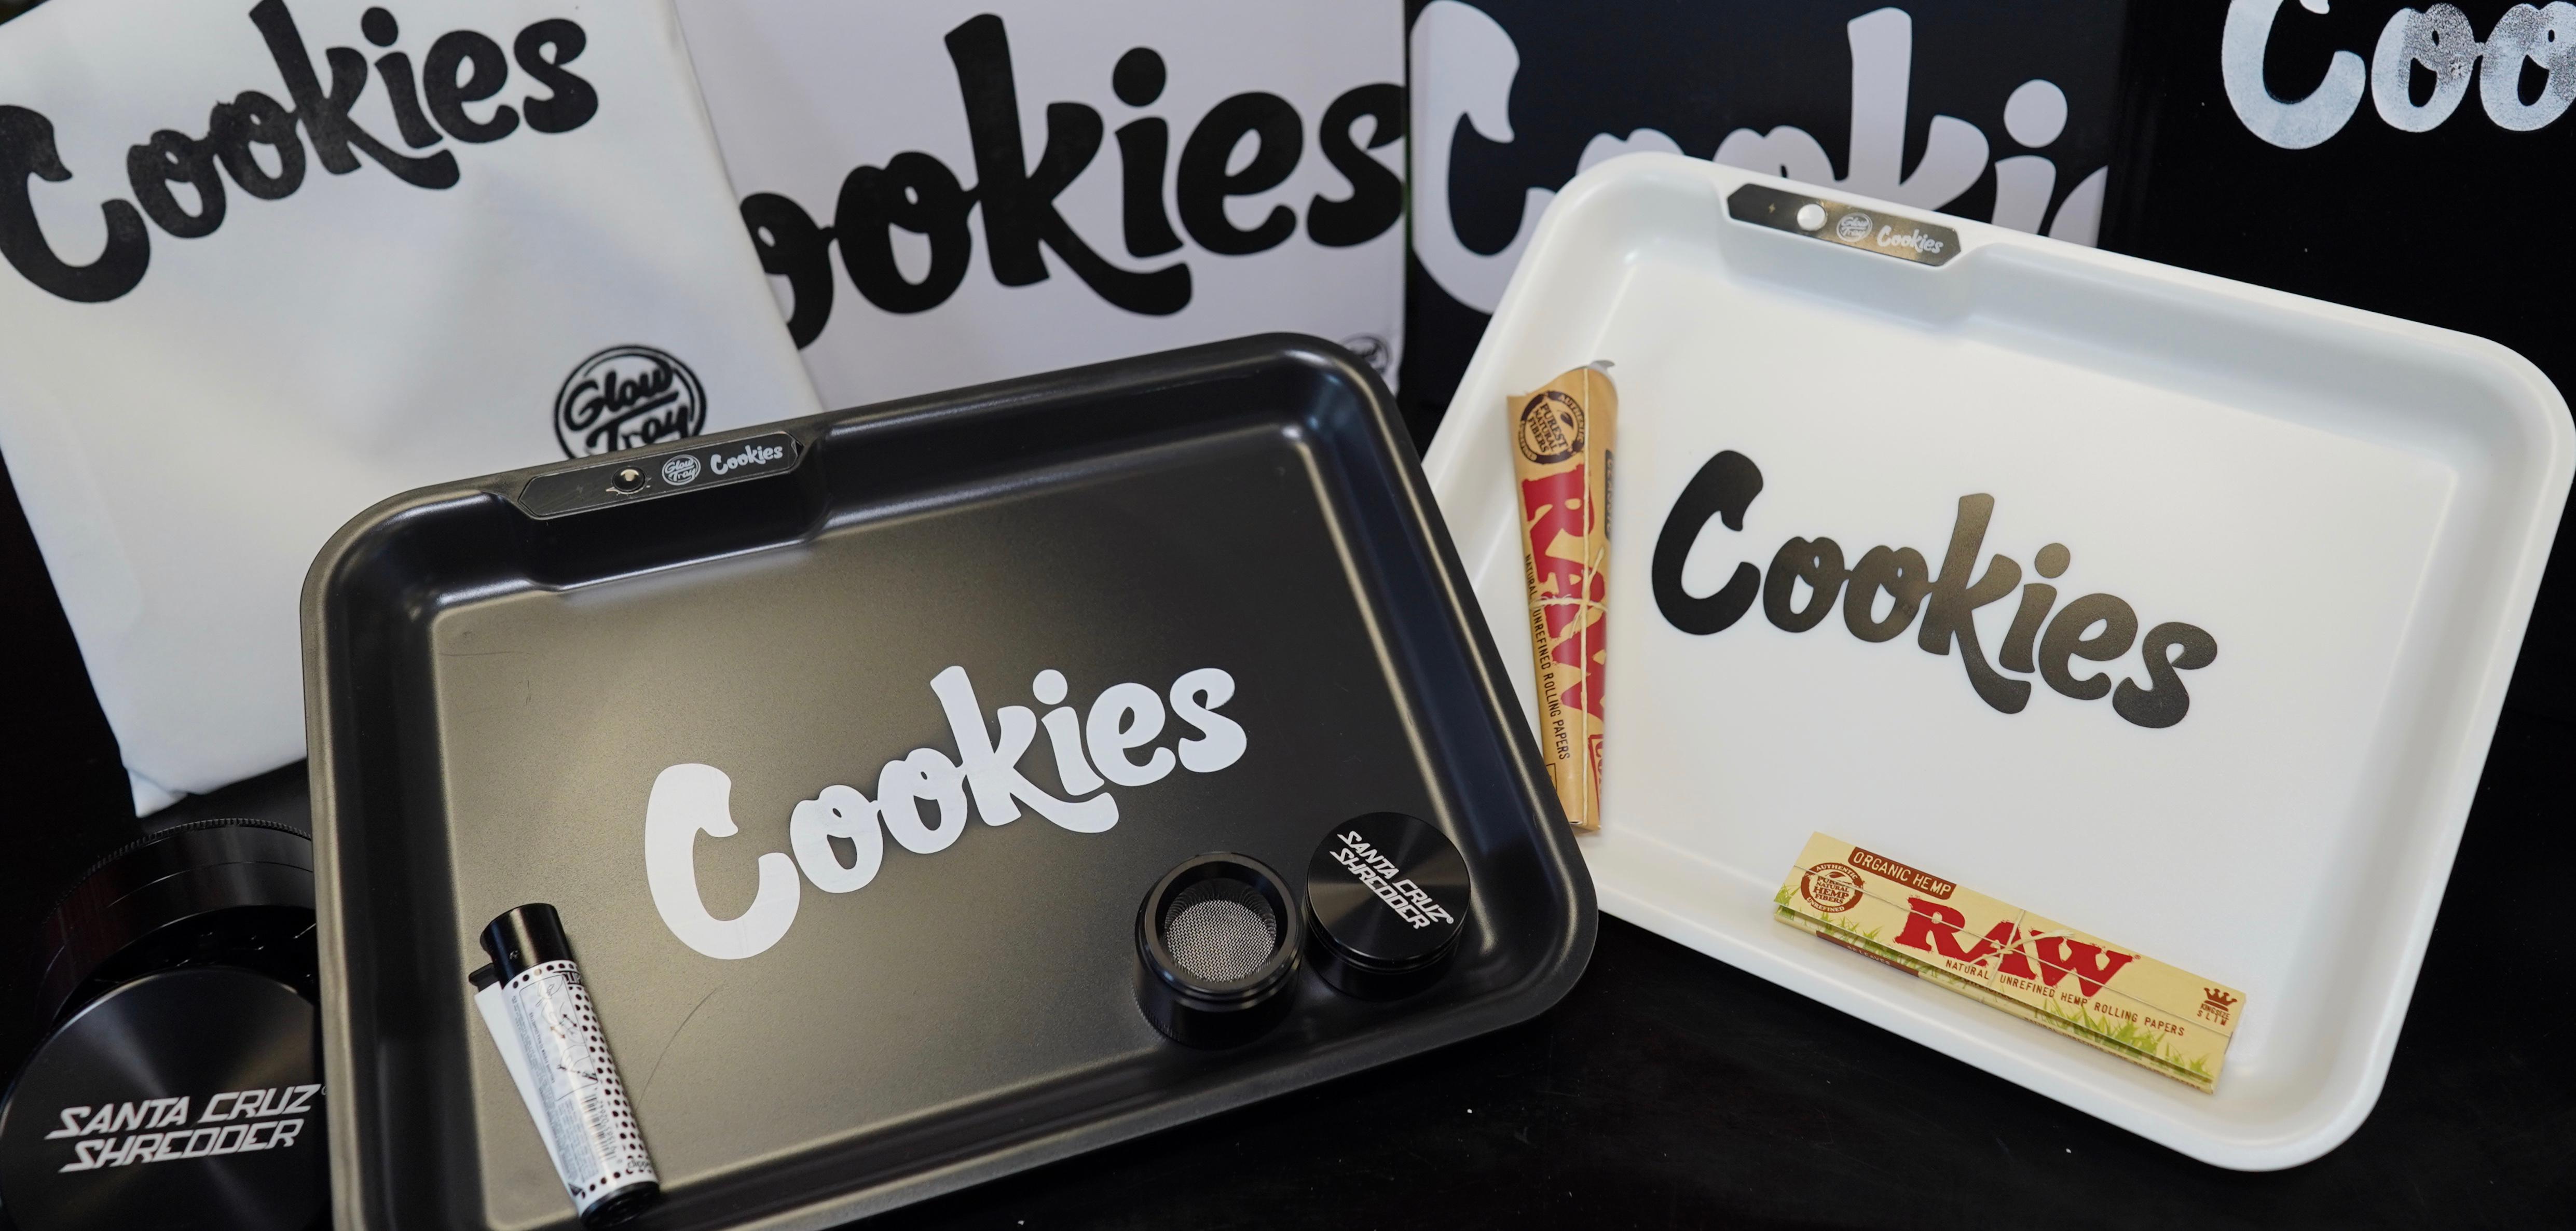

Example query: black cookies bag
[2100,0,2576,719]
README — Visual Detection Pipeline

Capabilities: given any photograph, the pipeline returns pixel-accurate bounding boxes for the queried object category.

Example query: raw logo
[1894,902,2139,999]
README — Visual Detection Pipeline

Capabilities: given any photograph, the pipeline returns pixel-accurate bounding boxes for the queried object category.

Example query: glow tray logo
[555,344,705,458]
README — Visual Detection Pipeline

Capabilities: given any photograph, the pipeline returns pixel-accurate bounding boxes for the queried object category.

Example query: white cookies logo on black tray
[554,345,705,458]
[643,663,1250,961]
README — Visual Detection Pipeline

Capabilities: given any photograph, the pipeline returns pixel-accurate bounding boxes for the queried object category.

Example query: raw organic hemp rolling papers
[1510,363,1616,833]
[1776,833,2245,1092]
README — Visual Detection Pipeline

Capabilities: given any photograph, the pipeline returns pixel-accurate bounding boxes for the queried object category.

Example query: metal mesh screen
[1161,878,1278,983]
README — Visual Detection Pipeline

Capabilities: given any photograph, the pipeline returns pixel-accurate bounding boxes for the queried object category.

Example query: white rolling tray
[1422,156,2571,1169]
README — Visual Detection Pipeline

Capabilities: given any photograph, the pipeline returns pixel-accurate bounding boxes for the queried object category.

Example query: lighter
[476,904,660,1226]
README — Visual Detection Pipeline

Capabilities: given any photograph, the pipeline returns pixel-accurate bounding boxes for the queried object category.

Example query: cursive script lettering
[1652,450,2218,727]
[645,665,1249,960]
[1874,224,1944,254]
[742,15,1404,345]
[0,1,598,303]
[709,442,785,475]
[566,365,678,453]
[2223,0,2576,149]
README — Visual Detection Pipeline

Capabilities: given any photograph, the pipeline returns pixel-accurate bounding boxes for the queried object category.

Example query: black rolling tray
[302,336,1593,1230]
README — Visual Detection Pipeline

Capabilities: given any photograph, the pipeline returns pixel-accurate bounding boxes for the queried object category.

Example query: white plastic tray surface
[1423,157,2571,1170]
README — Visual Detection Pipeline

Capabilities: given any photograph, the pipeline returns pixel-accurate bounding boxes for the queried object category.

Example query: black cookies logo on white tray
[1652,450,2219,729]
[555,345,705,458]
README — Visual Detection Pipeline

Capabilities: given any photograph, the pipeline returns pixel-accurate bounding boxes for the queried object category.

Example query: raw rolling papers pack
[1776,833,2244,1091]
[1510,364,1616,833]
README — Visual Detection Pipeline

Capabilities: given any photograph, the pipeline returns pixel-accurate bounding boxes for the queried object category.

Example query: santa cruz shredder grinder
[1133,815,1472,1046]
[0,819,323,1231]
[1133,854,1303,1047]
[1304,812,1469,1000]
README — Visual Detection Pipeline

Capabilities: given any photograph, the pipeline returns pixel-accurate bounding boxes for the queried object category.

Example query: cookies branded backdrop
[0,0,824,809]
[2101,0,2576,722]
[1404,0,2131,430]
[672,0,1408,411]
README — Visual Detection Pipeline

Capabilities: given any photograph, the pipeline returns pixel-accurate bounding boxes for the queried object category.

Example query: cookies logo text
[645,664,1246,960]
[2224,0,2576,149]
[0,1,596,303]
[742,13,1403,341]
[1652,450,2218,728]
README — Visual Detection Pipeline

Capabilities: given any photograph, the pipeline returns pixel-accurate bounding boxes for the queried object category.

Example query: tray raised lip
[1420,156,2573,1171]
[302,335,1597,1229]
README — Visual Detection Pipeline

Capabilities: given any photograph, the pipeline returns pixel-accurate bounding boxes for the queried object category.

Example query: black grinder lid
[1305,813,1470,999]
[30,818,316,1027]
[0,969,322,1231]
[2,820,321,1231]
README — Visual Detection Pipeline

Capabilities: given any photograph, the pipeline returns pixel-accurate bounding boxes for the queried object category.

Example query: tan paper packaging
[1510,364,1616,832]
[1776,833,2245,1091]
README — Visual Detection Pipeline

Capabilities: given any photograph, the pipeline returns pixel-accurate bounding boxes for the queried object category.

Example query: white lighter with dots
[473,904,660,1227]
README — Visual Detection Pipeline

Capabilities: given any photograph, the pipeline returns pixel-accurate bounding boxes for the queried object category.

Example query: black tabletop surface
[13,651,2573,1230]
[865,703,2574,1230]
[45,702,2560,1231]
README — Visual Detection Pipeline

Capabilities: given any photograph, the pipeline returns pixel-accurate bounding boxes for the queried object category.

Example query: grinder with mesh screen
[1134,853,1302,1047]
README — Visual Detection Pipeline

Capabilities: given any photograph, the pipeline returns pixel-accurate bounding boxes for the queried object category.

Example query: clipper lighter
[479,904,659,1226]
